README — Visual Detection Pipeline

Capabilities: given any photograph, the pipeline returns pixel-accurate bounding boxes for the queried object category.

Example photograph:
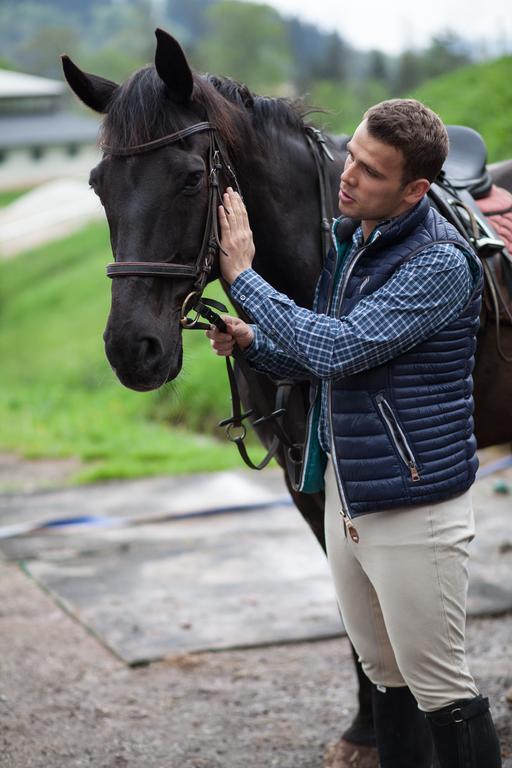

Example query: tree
[16,25,80,78]
[312,32,348,82]
[79,0,156,82]
[195,1,293,90]
[422,33,472,80]
[367,49,389,84]
[394,50,423,93]
[165,0,217,43]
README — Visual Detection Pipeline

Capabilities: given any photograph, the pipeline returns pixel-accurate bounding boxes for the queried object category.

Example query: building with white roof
[0,68,101,190]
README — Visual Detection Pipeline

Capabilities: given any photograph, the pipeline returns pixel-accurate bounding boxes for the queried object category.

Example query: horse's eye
[183,171,204,192]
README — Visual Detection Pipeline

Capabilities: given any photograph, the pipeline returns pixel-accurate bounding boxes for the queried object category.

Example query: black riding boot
[426,695,502,768]
[371,684,434,767]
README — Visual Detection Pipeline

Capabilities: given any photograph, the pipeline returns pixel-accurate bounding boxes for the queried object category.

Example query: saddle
[430,125,512,349]
[443,125,493,199]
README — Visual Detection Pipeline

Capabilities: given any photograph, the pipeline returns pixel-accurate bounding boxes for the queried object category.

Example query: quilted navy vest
[302,196,483,517]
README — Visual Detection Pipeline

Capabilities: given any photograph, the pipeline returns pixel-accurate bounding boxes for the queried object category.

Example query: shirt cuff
[242,324,271,365]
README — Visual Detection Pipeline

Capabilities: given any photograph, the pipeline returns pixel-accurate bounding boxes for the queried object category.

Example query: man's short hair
[363,99,448,186]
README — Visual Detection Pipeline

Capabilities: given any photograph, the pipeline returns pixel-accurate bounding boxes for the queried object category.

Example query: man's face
[338,120,424,233]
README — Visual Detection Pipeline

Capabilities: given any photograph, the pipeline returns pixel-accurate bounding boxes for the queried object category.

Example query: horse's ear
[154,28,194,104]
[61,55,118,114]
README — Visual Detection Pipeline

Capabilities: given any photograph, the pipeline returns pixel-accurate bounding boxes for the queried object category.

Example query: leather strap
[101,122,214,156]
[427,696,489,727]
[305,127,336,265]
[430,180,512,362]
[191,297,300,472]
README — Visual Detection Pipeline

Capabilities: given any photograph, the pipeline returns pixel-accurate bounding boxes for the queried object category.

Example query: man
[206,99,502,768]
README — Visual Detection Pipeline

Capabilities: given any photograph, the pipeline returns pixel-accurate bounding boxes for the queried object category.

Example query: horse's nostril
[139,336,163,366]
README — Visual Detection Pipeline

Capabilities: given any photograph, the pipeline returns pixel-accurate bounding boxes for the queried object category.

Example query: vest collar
[334,196,430,253]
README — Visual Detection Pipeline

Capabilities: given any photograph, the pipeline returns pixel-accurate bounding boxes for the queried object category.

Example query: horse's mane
[100,66,316,154]
[204,74,315,134]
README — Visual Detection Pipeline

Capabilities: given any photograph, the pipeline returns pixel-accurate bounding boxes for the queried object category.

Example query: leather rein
[103,119,335,478]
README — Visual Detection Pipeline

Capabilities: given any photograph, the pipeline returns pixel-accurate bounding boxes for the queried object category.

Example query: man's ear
[403,178,431,206]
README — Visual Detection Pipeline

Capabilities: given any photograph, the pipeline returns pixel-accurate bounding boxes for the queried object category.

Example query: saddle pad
[476,185,512,323]
[476,184,512,253]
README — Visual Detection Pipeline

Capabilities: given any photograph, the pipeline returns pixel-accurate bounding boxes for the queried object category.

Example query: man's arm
[229,245,475,380]
[243,324,312,380]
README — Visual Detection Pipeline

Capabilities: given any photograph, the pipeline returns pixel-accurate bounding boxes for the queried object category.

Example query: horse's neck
[235,127,342,309]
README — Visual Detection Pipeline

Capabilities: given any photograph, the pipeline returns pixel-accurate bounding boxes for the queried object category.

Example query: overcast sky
[243,0,512,54]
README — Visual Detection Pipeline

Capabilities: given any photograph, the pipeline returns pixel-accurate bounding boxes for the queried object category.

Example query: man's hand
[206,315,254,356]
[218,187,255,284]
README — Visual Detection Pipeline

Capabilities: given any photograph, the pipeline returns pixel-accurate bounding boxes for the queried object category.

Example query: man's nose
[341,164,356,186]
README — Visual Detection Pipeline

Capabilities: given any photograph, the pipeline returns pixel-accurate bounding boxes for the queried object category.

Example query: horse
[61,29,512,767]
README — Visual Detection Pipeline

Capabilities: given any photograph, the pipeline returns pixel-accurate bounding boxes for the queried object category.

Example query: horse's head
[62,30,237,391]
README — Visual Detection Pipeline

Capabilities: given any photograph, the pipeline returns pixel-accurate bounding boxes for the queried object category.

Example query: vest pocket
[375,393,421,482]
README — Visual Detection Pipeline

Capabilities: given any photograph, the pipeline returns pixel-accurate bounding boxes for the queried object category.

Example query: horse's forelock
[99,66,248,153]
[100,67,189,148]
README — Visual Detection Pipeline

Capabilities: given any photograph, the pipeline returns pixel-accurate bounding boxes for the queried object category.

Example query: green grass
[0,221,263,483]
[0,188,32,207]
[412,56,512,162]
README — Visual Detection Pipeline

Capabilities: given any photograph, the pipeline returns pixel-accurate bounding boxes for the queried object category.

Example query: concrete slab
[22,504,342,664]
[0,465,511,665]
[0,470,343,664]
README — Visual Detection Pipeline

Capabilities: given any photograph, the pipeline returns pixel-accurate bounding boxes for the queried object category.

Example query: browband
[100,121,215,157]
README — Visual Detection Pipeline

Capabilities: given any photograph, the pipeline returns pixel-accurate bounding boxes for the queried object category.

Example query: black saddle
[442,125,493,199]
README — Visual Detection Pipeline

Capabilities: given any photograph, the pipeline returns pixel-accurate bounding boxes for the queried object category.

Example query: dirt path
[0,454,83,494]
[1,559,511,768]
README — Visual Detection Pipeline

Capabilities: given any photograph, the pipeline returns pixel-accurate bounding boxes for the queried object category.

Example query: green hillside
[0,223,259,484]
[412,56,512,162]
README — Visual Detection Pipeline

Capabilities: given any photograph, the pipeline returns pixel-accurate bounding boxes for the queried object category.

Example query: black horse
[62,29,512,767]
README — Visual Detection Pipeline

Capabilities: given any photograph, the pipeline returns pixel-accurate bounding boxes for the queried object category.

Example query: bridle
[102,118,336,482]
[103,120,240,330]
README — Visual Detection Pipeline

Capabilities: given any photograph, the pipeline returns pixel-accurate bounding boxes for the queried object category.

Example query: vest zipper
[328,391,360,543]
[326,231,383,542]
[375,393,420,482]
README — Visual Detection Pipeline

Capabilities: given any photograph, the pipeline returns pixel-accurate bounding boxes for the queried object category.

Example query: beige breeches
[324,456,479,712]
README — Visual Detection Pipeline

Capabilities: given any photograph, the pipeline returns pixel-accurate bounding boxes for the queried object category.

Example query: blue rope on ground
[0,496,294,540]
[1,453,510,541]
[476,454,512,479]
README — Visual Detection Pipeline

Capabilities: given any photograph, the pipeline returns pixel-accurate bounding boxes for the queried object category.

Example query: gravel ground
[0,559,511,768]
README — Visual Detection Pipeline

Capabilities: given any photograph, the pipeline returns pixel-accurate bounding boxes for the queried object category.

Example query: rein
[103,119,334,482]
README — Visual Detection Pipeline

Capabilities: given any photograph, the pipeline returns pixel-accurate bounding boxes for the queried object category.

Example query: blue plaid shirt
[229,223,473,452]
